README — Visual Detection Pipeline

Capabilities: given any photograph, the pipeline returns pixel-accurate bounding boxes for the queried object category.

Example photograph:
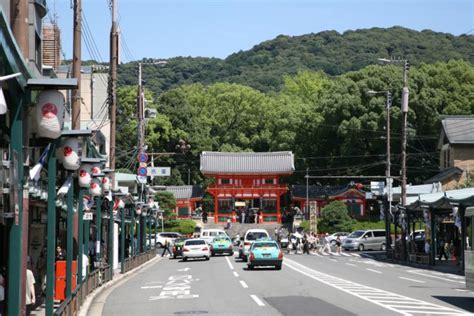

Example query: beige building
[57,65,111,158]
[425,116,474,190]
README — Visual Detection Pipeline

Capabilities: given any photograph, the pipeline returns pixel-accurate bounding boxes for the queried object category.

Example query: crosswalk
[284,258,466,316]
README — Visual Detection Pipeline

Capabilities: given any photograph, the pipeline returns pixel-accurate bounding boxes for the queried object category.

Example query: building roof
[200,151,294,175]
[291,185,354,199]
[439,116,474,145]
[423,167,463,184]
[165,185,205,200]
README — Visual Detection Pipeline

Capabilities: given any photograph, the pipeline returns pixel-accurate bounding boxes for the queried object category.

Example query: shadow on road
[432,296,474,313]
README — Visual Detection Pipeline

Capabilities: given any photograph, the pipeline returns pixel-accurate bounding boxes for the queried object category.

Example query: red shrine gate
[200,152,295,223]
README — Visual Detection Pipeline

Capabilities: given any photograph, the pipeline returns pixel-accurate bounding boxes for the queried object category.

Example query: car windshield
[247,232,268,240]
[253,242,278,249]
[185,240,206,246]
[348,231,365,238]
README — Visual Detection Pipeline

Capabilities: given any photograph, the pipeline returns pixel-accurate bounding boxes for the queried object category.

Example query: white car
[239,229,270,261]
[200,229,229,244]
[156,232,182,248]
[326,232,349,245]
[182,239,211,261]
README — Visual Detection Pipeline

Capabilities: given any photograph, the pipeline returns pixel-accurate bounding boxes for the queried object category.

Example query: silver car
[342,229,386,251]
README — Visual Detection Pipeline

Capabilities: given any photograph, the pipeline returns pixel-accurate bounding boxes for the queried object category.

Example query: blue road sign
[137,166,147,176]
[138,152,148,163]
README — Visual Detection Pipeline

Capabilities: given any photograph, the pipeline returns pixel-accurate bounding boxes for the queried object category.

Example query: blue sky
[53,0,473,62]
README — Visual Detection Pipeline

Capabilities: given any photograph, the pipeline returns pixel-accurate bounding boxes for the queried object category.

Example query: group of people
[275,229,343,255]
[236,208,263,224]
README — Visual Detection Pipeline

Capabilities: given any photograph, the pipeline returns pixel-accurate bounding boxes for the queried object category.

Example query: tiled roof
[291,185,351,199]
[423,167,463,184]
[441,116,474,144]
[165,185,205,200]
[200,151,294,175]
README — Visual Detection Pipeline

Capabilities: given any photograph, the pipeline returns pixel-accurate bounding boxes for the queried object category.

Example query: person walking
[438,238,447,260]
[335,236,342,255]
[161,239,173,257]
[202,210,208,223]
[303,235,310,255]
[26,261,36,315]
[320,233,332,254]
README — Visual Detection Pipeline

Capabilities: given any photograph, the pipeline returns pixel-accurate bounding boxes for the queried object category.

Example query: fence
[53,250,156,316]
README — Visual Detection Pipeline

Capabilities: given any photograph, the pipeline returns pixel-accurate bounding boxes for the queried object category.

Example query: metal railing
[53,249,156,316]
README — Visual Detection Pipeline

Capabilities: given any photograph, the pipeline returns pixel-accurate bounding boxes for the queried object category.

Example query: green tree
[318,201,355,233]
[154,191,176,217]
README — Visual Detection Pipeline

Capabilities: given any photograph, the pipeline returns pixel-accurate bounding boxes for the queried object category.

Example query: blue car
[247,240,283,270]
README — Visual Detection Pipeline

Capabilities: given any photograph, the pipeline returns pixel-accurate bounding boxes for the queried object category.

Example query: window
[264,178,274,184]
[221,178,230,184]
[373,231,385,237]
[186,240,205,246]
[363,232,373,238]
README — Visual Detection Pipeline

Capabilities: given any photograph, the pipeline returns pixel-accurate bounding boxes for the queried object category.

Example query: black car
[172,238,188,259]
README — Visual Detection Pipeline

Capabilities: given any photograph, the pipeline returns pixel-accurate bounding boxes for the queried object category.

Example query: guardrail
[54,250,156,316]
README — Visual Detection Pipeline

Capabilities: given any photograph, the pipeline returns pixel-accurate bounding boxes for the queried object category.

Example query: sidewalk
[30,255,162,316]
[364,251,465,275]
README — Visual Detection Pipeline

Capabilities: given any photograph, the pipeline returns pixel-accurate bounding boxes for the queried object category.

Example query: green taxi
[172,237,187,259]
[248,239,283,270]
[210,236,233,256]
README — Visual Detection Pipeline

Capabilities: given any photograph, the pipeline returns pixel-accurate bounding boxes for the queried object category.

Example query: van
[342,229,386,251]
[239,228,271,261]
[200,229,228,244]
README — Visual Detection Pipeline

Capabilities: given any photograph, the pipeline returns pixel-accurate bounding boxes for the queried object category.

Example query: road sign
[147,167,171,177]
[137,176,147,184]
[83,212,93,220]
[137,166,147,176]
[137,152,148,163]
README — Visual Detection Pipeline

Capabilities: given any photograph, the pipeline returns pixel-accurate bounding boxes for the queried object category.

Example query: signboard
[83,212,93,220]
[147,167,171,177]
[137,166,147,176]
[370,181,385,196]
[137,152,148,163]
[137,175,147,184]
[309,201,317,214]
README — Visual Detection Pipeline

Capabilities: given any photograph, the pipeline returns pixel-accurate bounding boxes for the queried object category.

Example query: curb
[79,254,163,316]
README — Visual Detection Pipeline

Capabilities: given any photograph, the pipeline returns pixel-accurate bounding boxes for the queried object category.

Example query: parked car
[326,232,349,245]
[172,237,188,259]
[342,229,386,251]
[182,239,211,261]
[210,236,234,256]
[199,229,228,244]
[239,229,271,261]
[156,232,182,248]
[247,239,283,270]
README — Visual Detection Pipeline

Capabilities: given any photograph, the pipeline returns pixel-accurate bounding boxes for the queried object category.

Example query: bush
[165,219,196,235]
[318,200,355,233]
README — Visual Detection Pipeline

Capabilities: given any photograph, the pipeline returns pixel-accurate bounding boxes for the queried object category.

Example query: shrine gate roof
[200,151,294,175]
[165,185,205,199]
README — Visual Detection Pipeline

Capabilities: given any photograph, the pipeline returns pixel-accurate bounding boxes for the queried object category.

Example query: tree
[318,200,355,233]
[154,191,176,217]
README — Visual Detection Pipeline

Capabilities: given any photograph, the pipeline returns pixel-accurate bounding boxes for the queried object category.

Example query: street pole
[386,92,392,251]
[137,63,144,152]
[109,0,118,187]
[400,61,409,261]
[77,188,85,283]
[108,199,114,280]
[306,168,309,220]
[130,208,135,256]
[96,196,102,265]
[66,174,74,299]
[120,206,125,273]
[71,0,82,130]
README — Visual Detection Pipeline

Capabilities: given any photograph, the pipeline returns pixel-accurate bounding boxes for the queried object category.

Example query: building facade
[164,186,204,218]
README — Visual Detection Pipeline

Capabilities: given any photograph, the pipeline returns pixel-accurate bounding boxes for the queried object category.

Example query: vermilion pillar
[276,195,281,223]
[214,195,218,224]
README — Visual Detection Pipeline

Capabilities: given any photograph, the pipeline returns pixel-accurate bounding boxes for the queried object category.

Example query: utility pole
[71,0,82,129]
[400,61,409,207]
[109,0,118,187]
[306,167,309,219]
[137,62,144,152]
[385,92,392,251]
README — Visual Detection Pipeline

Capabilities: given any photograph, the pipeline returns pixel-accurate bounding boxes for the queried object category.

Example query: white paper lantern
[78,164,92,188]
[102,176,111,192]
[36,90,65,139]
[61,138,81,170]
[91,166,101,176]
[90,179,102,197]
[118,199,125,209]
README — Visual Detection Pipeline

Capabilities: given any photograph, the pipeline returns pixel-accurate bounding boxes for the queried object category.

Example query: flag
[0,73,21,115]
[57,175,73,196]
[29,144,51,181]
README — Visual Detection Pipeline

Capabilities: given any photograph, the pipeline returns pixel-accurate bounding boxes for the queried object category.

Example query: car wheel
[173,254,176,259]
[275,264,282,270]
[358,244,365,251]
[248,264,254,270]
[242,255,247,262]
[381,243,386,251]
[182,257,187,261]
[211,251,215,257]
[205,256,210,261]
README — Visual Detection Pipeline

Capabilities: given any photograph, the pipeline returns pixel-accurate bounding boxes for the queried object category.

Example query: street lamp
[367,89,392,250]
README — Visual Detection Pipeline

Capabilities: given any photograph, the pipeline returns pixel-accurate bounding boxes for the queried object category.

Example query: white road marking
[341,253,351,257]
[240,280,248,288]
[250,294,265,307]
[351,253,361,257]
[366,268,382,274]
[233,271,239,277]
[407,269,465,284]
[455,289,468,292]
[225,256,234,270]
[141,285,163,289]
[329,258,338,262]
[283,258,464,315]
[177,267,190,272]
[345,263,356,267]
[398,277,426,284]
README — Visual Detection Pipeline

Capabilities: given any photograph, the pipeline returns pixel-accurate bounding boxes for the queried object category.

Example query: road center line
[225,256,234,270]
[345,263,356,267]
[366,268,382,274]
[240,280,248,288]
[398,276,426,284]
[250,294,265,306]
[233,271,239,277]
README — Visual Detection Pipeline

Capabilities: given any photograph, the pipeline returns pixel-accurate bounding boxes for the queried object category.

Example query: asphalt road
[101,250,474,316]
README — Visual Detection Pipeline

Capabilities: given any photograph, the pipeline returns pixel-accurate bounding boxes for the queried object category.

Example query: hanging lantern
[36,90,65,139]
[118,199,125,209]
[102,176,111,192]
[91,166,102,176]
[90,179,102,197]
[61,138,82,170]
[78,164,92,188]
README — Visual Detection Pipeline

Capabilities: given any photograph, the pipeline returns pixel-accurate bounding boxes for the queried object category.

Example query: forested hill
[118,26,474,93]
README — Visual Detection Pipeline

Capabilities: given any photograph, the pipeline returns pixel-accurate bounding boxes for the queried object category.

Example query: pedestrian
[438,238,447,260]
[303,236,310,255]
[202,210,208,223]
[36,246,47,294]
[320,233,331,254]
[161,239,172,257]
[56,246,66,261]
[224,218,232,230]
[26,261,36,315]
[241,208,246,224]
[82,252,89,281]
[335,236,342,254]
